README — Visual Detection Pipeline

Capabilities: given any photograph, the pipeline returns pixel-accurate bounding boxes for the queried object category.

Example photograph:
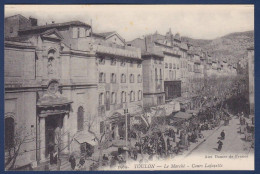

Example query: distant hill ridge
[182,30,254,64]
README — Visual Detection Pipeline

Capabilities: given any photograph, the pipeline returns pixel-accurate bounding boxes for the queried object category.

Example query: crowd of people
[64,106,253,171]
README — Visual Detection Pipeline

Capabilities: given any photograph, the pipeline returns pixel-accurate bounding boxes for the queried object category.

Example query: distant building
[247,47,254,115]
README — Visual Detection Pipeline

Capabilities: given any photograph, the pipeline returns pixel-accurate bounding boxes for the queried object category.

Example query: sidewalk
[181,121,225,158]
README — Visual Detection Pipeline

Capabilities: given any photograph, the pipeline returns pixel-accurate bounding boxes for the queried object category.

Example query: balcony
[162,47,181,57]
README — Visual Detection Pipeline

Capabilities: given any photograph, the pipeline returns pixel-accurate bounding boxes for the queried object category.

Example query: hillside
[182,30,254,63]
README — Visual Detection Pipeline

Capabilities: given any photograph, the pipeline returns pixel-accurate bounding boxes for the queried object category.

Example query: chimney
[29,17,38,26]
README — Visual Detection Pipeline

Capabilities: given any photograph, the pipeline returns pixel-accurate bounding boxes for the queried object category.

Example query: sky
[5,5,254,41]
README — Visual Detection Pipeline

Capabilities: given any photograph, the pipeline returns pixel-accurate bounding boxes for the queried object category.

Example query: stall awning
[74,133,97,146]
[174,111,193,120]
[187,110,199,116]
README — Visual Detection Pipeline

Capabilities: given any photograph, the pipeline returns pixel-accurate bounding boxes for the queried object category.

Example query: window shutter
[79,28,85,37]
[100,121,104,133]
[72,27,78,38]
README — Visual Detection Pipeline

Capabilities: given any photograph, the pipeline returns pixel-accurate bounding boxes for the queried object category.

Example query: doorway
[45,114,63,157]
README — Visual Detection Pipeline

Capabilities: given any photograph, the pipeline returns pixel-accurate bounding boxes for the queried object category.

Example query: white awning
[74,133,98,146]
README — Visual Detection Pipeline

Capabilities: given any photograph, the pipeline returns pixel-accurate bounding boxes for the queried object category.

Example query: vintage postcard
[4,4,254,171]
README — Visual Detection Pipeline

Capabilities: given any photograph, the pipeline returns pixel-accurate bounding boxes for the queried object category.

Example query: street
[187,116,253,156]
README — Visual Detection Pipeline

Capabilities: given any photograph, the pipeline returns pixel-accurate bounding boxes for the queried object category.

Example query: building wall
[142,56,165,107]
[97,54,143,116]
[5,15,31,38]
[5,43,38,168]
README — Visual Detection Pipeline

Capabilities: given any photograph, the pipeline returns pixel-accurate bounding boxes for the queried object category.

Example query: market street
[187,116,253,156]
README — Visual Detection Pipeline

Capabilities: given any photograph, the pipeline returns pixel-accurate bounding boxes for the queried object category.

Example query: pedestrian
[220,130,225,140]
[217,140,223,151]
[69,154,76,170]
[79,156,85,168]
[133,147,138,160]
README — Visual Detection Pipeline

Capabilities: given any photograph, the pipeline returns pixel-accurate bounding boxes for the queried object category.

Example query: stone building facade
[4,15,142,170]
[4,14,238,170]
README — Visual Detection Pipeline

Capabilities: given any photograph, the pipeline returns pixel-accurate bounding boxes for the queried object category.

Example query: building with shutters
[4,14,142,170]
[92,31,143,141]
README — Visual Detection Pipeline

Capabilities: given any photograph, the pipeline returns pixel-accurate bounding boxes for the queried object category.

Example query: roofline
[5,41,36,49]
[19,21,91,32]
[106,32,126,44]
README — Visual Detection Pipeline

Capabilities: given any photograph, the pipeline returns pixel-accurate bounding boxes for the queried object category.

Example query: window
[169,63,172,69]
[47,57,55,74]
[99,72,106,83]
[154,59,157,64]
[138,90,142,101]
[100,121,104,134]
[121,91,126,103]
[77,106,84,131]
[160,69,162,80]
[130,74,134,83]
[111,92,116,104]
[137,74,142,83]
[130,61,134,67]
[10,27,13,33]
[106,91,110,111]
[72,27,78,38]
[5,117,14,149]
[130,91,135,102]
[121,74,126,83]
[120,60,126,67]
[111,58,116,66]
[86,29,90,37]
[99,93,104,105]
[165,63,168,68]
[79,28,85,37]
[155,68,158,81]
[99,58,105,65]
[47,49,56,75]
[111,73,116,83]
[77,28,80,38]
[169,70,172,80]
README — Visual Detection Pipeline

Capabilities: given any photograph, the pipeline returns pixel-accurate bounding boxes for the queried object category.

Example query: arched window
[138,90,142,101]
[111,92,116,104]
[130,91,135,102]
[111,73,116,83]
[130,74,134,83]
[138,74,142,83]
[121,91,126,103]
[99,93,104,105]
[99,72,106,83]
[121,74,126,83]
[5,117,14,149]
[77,107,84,131]
[47,49,56,75]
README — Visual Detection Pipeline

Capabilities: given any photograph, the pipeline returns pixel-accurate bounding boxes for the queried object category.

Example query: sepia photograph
[4,4,254,171]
